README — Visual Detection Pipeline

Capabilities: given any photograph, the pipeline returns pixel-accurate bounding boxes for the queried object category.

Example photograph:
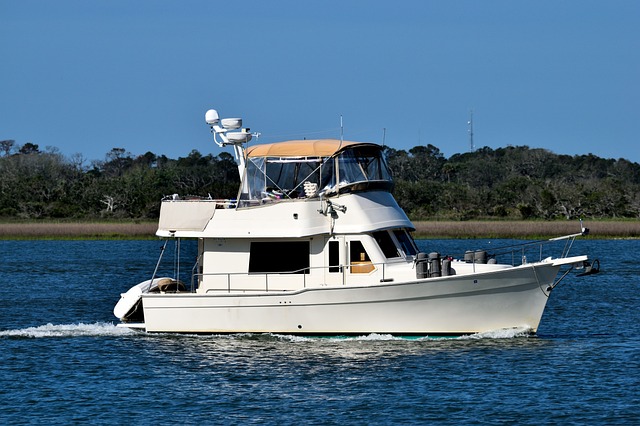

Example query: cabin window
[249,241,309,274]
[241,144,393,203]
[264,158,322,198]
[349,240,374,274]
[244,156,329,201]
[394,229,419,256]
[373,231,400,258]
[319,159,336,194]
[328,240,341,273]
[337,146,392,185]
[244,156,266,201]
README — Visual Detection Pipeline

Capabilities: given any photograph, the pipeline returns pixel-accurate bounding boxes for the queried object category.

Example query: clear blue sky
[2,0,639,164]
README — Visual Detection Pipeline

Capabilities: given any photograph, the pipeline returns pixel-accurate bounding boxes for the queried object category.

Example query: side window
[394,229,418,256]
[373,231,400,258]
[329,240,341,273]
[249,241,309,274]
[349,241,374,273]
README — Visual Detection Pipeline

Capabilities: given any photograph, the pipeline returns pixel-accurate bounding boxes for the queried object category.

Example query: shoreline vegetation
[0,220,638,240]
[2,144,640,223]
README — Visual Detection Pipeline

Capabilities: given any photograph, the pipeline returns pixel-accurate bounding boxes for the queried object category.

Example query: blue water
[1,239,638,425]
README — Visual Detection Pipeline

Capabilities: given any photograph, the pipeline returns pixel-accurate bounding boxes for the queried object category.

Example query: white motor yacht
[114,109,597,335]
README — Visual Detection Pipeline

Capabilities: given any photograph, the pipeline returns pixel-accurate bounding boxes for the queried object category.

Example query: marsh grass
[0,222,157,240]
[0,220,638,240]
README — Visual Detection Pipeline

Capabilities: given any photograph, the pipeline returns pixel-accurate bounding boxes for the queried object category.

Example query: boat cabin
[156,138,423,294]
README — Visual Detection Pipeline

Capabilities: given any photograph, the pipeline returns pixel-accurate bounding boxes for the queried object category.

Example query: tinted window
[394,230,418,256]
[373,231,400,258]
[249,241,309,274]
[329,240,341,273]
[349,240,370,263]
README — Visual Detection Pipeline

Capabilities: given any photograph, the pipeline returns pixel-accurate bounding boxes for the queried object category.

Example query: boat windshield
[239,143,393,205]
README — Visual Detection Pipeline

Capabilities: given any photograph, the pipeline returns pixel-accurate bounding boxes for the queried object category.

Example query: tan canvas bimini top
[245,139,375,158]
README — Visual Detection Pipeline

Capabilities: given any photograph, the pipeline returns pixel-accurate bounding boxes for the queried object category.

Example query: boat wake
[0,322,137,338]
[271,327,534,342]
[457,326,534,340]
[1,323,532,340]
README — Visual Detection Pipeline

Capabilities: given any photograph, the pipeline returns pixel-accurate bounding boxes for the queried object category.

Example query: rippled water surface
[1,239,638,425]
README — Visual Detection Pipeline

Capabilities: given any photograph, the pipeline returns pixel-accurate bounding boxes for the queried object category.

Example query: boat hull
[138,262,562,335]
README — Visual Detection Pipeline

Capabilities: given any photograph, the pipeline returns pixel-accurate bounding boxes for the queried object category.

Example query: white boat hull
[137,261,567,335]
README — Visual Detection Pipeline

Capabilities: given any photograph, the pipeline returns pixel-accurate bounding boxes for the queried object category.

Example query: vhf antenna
[468,109,475,152]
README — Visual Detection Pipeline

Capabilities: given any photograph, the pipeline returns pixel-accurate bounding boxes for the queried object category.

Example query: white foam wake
[353,333,399,341]
[271,329,533,342]
[459,326,533,340]
[0,322,136,338]
[0,324,531,340]
[271,333,413,342]
[351,328,533,341]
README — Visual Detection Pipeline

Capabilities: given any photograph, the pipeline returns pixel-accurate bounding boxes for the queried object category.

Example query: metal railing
[188,261,397,294]
[162,196,237,209]
[444,231,585,273]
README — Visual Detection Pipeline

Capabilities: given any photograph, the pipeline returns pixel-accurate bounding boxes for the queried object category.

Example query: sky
[2,0,639,164]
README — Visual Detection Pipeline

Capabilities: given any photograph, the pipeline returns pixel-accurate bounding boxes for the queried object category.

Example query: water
[1,239,638,425]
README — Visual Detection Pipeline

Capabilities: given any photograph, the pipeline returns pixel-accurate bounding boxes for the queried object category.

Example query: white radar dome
[221,118,242,130]
[226,132,252,143]
[205,109,220,125]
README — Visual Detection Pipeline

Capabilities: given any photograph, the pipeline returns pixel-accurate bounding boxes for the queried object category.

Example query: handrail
[190,253,202,292]
[191,261,397,294]
[147,239,169,292]
[161,196,237,209]
[445,232,584,268]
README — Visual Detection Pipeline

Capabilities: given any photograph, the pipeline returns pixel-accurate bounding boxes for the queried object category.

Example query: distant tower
[468,110,475,152]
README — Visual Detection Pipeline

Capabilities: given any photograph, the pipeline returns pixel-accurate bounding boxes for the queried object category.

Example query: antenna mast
[468,110,475,152]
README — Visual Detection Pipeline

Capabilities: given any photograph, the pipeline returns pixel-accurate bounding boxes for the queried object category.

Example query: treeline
[1,139,639,220]
[0,141,238,219]
[386,144,640,220]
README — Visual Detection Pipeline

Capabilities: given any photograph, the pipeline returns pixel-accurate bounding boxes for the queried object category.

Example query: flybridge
[205,109,394,207]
